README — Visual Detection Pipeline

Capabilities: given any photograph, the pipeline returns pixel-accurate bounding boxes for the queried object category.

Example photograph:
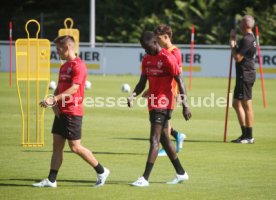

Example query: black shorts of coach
[52,114,82,140]
[234,72,255,100]
[149,109,172,128]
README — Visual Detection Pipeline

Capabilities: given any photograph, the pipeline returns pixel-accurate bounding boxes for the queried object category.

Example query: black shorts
[234,79,254,100]
[149,109,172,128]
[52,114,82,140]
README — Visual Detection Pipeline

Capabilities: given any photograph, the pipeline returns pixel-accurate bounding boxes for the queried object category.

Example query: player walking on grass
[127,31,191,187]
[230,15,257,144]
[142,25,186,157]
[33,35,109,188]
[154,24,187,156]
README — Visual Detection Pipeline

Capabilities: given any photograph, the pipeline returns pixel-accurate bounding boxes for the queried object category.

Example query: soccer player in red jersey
[33,35,109,188]
[128,31,191,187]
[142,24,187,156]
[154,24,187,156]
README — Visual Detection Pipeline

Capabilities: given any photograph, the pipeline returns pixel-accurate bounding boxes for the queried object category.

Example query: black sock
[241,126,246,138]
[171,158,185,175]
[48,169,58,183]
[94,163,104,174]
[143,162,154,181]
[245,127,253,139]
[171,128,178,140]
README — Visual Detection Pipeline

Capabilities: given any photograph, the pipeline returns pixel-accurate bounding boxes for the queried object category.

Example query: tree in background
[0,0,275,45]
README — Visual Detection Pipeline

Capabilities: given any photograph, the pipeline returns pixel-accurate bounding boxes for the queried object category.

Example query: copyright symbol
[45,94,57,107]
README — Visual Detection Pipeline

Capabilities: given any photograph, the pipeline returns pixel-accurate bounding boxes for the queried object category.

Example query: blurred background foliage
[1,0,275,45]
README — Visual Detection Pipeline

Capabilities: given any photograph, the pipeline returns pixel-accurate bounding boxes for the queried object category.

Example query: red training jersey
[167,46,182,96]
[57,57,87,116]
[168,46,182,67]
[141,48,181,111]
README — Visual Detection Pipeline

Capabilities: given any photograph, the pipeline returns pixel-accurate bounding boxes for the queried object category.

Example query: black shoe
[231,136,254,144]
[231,136,243,143]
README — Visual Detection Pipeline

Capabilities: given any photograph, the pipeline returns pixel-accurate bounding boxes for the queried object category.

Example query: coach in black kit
[230,15,257,144]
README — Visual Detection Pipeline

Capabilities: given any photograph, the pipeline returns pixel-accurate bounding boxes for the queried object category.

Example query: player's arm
[174,74,192,121]
[127,74,147,107]
[54,63,84,104]
[53,83,59,96]
[230,29,244,63]
[40,84,79,108]
[231,47,244,63]
[54,83,79,102]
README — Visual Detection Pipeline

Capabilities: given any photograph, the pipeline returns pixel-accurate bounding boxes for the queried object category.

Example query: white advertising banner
[1,42,275,78]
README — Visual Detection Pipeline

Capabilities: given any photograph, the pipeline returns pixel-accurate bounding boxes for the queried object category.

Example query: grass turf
[0,72,276,200]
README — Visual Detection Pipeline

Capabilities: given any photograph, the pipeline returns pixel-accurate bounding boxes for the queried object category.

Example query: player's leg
[242,99,254,127]
[240,81,254,144]
[132,110,164,187]
[68,139,110,186]
[51,134,66,168]
[33,116,66,187]
[66,115,109,186]
[171,94,187,151]
[170,126,178,140]
[158,126,186,156]
[132,122,163,187]
[241,99,254,140]
[160,119,188,184]
[231,80,247,142]
[160,126,177,160]
[158,123,170,157]
[68,139,99,167]
[48,134,66,182]
[233,99,246,127]
[232,99,247,142]
[143,122,163,177]
[170,127,186,152]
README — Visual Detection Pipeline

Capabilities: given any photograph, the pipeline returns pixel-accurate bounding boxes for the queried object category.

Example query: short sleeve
[171,48,182,67]
[237,38,251,56]
[166,54,181,76]
[72,62,85,84]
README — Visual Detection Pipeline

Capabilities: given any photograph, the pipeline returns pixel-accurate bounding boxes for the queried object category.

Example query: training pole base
[22,143,44,147]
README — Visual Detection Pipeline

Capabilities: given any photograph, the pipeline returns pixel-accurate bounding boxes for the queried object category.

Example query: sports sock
[94,163,104,174]
[245,127,253,139]
[171,128,178,140]
[171,158,185,175]
[241,126,246,138]
[48,169,58,183]
[143,162,154,181]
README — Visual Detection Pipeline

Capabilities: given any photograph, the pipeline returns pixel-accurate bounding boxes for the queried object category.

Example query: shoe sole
[166,180,185,184]
[131,183,149,187]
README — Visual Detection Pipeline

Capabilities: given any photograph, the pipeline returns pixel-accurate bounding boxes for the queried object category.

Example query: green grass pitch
[0,72,276,200]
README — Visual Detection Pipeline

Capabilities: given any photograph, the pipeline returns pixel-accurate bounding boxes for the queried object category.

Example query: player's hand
[230,40,236,48]
[39,95,56,108]
[183,106,192,121]
[39,100,47,108]
[230,29,236,39]
[229,29,236,48]
[127,93,136,108]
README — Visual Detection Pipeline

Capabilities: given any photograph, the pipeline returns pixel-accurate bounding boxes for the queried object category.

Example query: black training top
[235,33,257,82]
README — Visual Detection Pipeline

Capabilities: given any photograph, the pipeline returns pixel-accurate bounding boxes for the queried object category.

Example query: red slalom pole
[224,54,233,142]
[9,21,12,87]
[189,24,195,90]
[255,26,267,108]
